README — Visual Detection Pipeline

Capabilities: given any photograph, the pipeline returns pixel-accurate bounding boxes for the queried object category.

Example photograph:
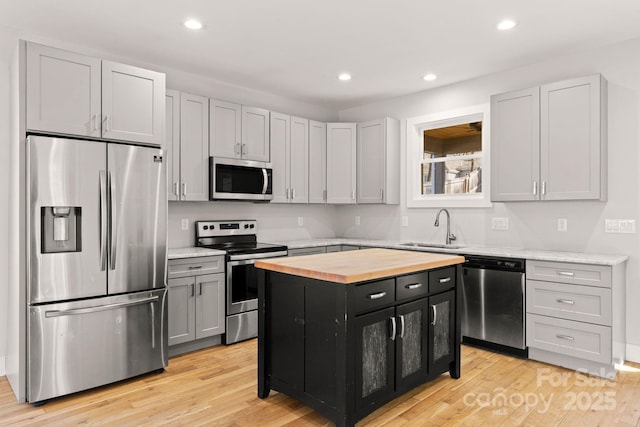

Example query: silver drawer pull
[188,265,203,270]
[406,283,423,290]
[439,277,451,283]
[557,299,575,305]
[556,334,575,341]
[390,317,396,340]
[558,271,575,277]
[368,291,387,300]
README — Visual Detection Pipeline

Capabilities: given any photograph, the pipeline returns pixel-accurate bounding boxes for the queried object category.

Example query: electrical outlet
[605,219,636,233]
[402,216,409,227]
[557,218,567,232]
[181,218,189,230]
[491,217,509,231]
[297,216,304,227]
[355,216,361,226]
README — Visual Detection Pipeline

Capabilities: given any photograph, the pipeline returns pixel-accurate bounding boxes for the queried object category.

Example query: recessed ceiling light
[184,19,203,30]
[497,19,517,31]
[338,73,352,81]
[423,73,437,81]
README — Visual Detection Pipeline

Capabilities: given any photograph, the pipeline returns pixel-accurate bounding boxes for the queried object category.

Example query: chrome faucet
[434,208,456,246]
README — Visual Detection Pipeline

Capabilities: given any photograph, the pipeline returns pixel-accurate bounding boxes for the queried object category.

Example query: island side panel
[257,268,270,398]
[451,264,462,378]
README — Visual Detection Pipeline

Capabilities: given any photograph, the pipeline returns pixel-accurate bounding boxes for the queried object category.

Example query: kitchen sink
[399,242,463,250]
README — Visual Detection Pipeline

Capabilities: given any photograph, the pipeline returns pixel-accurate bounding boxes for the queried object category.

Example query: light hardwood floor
[1,342,639,426]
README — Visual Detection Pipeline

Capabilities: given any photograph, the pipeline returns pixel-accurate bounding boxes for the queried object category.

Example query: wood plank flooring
[1,341,640,426]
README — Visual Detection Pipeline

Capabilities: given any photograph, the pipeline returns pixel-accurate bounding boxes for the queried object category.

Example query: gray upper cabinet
[101,61,164,145]
[357,118,400,204]
[26,41,164,146]
[540,75,606,201]
[491,87,540,201]
[491,74,606,202]
[26,42,101,138]
[289,116,309,203]
[179,92,209,201]
[210,98,242,159]
[210,100,269,162]
[270,112,290,203]
[327,122,357,204]
[271,113,309,204]
[165,89,180,201]
[308,120,327,204]
[242,106,270,162]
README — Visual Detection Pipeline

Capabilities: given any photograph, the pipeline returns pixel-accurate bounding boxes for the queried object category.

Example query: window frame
[406,104,492,208]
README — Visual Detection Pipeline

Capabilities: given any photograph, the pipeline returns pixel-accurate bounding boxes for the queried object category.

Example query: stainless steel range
[195,220,287,344]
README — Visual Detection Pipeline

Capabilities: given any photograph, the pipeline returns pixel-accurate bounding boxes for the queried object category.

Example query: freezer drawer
[28,289,167,403]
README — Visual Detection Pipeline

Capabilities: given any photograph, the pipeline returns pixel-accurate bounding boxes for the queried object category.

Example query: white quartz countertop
[168,247,226,259]
[279,238,628,266]
[168,238,628,265]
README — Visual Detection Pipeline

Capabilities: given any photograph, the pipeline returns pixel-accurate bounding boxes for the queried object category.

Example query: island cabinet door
[395,298,429,394]
[354,307,395,415]
[428,290,456,374]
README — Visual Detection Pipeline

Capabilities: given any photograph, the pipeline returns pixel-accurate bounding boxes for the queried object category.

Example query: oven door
[226,258,261,315]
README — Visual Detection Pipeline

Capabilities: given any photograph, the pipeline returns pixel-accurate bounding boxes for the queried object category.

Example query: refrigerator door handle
[44,296,160,318]
[99,171,108,271]
[109,171,117,270]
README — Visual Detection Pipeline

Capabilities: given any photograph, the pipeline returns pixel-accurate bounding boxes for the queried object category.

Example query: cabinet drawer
[396,272,429,301]
[429,267,456,294]
[526,261,611,288]
[526,280,612,325]
[168,256,225,279]
[527,314,611,364]
[354,279,395,315]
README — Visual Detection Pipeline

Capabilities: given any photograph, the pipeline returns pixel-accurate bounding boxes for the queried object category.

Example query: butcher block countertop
[255,248,465,284]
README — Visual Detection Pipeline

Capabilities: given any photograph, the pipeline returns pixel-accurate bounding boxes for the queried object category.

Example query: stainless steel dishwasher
[461,255,527,357]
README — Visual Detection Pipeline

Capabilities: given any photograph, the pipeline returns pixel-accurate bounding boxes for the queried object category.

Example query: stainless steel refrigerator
[26,135,167,403]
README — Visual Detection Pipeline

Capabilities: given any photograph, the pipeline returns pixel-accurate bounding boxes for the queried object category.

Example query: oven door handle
[227,250,288,262]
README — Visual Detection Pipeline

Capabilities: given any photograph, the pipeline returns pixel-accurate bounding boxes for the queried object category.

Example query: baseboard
[0,356,5,377]
[625,343,640,364]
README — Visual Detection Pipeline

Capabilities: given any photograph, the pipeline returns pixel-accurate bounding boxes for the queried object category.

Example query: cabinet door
[242,106,270,162]
[354,307,395,414]
[270,112,290,203]
[290,116,309,203]
[26,42,101,138]
[357,119,385,204]
[165,90,180,201]
[102,61,164,145]
[327,123,357,204]
[429,290,455,374]
[396,299,429,394]
[179,93,209,201]
[195,273,225,339]
[540,75,604,200]
[168,277,196,346]
[490,87,540,201]
[210,98,242,159]
[308,120,327,203]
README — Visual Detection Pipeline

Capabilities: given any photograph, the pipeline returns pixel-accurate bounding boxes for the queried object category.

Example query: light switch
[355,216,361,226]
[402,216,409,227]
[298,217,304,227]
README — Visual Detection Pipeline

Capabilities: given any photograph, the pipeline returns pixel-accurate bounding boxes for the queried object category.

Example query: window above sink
[406,104,492,208]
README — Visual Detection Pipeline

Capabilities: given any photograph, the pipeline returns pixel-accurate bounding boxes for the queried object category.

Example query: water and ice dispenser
[41,206,82,253]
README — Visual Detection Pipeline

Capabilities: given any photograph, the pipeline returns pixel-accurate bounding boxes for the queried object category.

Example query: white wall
[169,202,337,248]
[336,37,640,359]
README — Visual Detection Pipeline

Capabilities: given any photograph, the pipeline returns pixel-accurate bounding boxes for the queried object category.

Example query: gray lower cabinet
[288,246,326,256]
[525,260,625,377]
[168,257,225,348]
[491,74,606,201]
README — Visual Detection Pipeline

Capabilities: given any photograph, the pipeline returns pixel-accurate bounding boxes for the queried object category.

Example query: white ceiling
[2,0,640,110]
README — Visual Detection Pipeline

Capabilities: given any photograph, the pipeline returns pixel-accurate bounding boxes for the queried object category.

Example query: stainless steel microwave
[210,157,273,201]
